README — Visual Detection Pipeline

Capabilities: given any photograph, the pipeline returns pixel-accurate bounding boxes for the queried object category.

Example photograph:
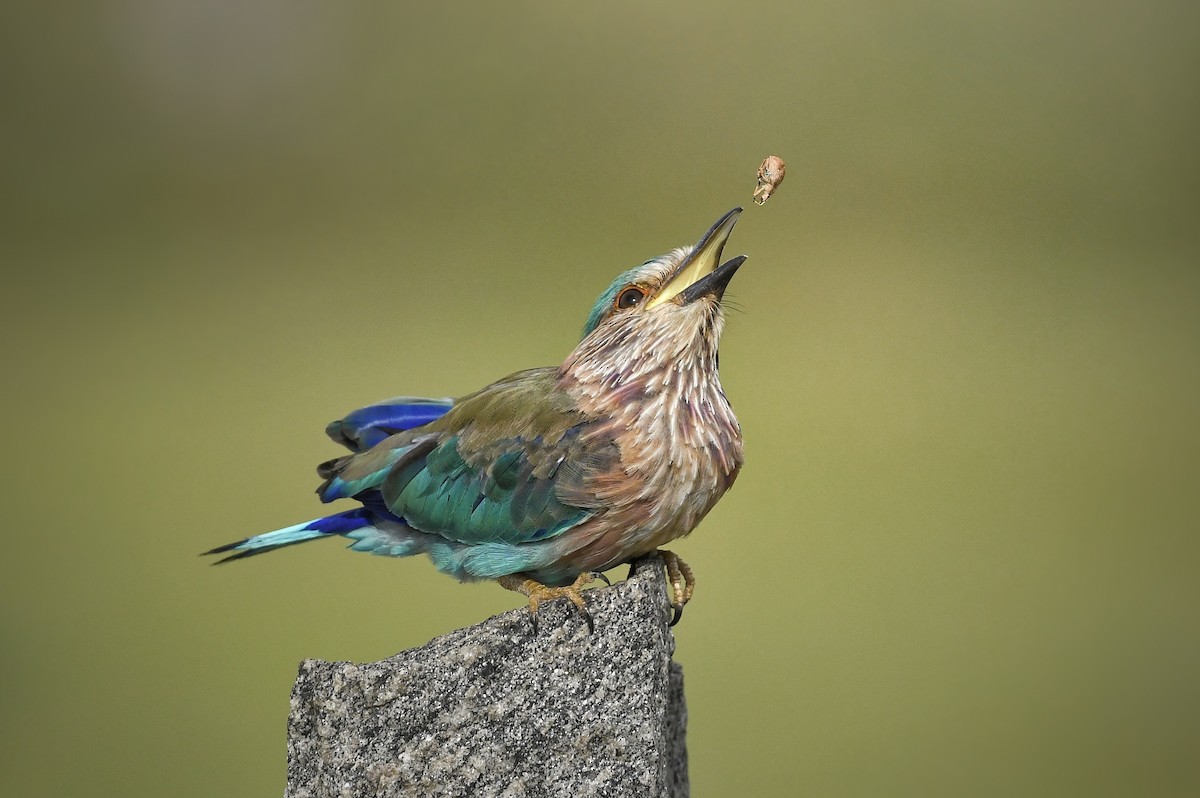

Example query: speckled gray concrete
[285,555,688,798]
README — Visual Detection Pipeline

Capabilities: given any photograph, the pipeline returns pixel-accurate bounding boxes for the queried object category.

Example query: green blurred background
[3,2,1198,796]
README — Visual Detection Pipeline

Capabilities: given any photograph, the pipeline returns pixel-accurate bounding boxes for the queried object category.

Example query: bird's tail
[203,508,374,564]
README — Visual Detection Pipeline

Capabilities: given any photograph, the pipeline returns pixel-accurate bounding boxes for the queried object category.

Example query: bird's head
[563,208,746,386]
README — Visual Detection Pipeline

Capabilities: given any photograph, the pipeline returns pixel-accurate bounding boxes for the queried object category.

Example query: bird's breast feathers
[566,362,743,552]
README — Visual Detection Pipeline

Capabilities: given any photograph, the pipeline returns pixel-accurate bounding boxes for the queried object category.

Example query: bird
[205,208,748,631]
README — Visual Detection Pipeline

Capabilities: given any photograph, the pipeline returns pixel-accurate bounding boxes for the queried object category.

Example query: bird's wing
[325,396,455,452]
[318,368,617,547]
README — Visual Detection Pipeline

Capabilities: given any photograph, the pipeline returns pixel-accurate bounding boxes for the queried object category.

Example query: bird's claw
[499,571,603,635]
[659,550,695,627]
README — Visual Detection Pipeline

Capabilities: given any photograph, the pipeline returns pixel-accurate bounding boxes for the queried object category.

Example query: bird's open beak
[646,208,746,308]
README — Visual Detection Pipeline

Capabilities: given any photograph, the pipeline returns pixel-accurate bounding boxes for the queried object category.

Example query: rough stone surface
[285,555,688,798]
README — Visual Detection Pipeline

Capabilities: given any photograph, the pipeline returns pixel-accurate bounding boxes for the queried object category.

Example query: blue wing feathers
[317,440,427,502]
[326,397,453,452]
[373,433,592,547]
[210,381,609,581]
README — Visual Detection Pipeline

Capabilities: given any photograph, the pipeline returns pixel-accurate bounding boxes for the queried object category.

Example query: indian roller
[206,208,748,630]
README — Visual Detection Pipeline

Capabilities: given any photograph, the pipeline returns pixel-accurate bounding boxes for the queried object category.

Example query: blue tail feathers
[204,509,375,564]
[208,395,454,565]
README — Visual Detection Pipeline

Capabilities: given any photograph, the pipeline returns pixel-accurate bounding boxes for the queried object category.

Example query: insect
[753,155,786,205]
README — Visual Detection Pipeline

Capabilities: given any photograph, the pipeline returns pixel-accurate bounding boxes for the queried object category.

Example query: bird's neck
[561,305,723,389]
[558,313,742,478]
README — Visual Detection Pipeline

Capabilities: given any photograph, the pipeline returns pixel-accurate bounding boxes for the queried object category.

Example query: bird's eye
[615,287,646,310]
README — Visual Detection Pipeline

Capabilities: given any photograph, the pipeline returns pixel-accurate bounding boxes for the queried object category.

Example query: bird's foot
[659,549,695,627]
[498,571,605,634]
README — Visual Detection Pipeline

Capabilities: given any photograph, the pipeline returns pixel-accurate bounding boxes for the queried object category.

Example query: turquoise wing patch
[381,434,592,545]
